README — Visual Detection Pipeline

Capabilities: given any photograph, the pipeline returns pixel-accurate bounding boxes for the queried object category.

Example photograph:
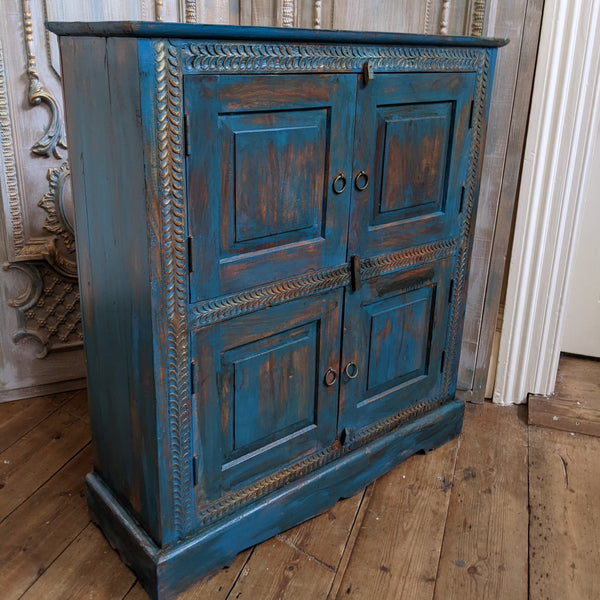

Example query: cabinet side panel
[59,36,160,541]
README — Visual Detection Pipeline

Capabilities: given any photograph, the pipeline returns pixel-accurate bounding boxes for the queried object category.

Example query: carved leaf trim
[198,393,447,526]
[182,43,484,74]
[155,40,194,536]
[189,238,458,328]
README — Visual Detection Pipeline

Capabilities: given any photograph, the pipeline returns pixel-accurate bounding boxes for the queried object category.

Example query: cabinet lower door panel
[191,290,343,505]
[339,257,453,431]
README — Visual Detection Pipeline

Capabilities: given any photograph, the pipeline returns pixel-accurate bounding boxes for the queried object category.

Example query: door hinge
[192,454,200,486]
[350,255,362,292]
[184,113,191,156]
[187,235,194,273]
[468,99,475,129]
[190,360,196,395]
[362,60,374,85]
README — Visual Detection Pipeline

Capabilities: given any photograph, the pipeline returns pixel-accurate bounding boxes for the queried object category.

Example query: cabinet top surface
[46,21,507,48]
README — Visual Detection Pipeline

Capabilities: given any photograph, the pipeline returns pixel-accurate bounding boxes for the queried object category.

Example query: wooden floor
[1,361,599,599]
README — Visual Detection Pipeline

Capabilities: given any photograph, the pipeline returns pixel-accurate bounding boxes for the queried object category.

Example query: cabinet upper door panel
[185,74,356,303]
[338,256,453,432]
[348,72,476,258]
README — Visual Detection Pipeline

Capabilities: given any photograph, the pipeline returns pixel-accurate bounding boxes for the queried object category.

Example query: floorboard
[0,446,92,600]
[1,357,598,600]
[0,391,74,453]
[334,439,459,600]
[0,390,90,522]
[19,522,137,600]
[529,426,600,599]
[433,403,529,600]
[529,354,600,436]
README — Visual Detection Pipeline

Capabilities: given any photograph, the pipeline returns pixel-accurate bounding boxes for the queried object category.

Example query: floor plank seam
[431,433,461,600]
[274,534,337,572]
[123,578,139,598]
[224,546,256,600]
[0,440,92,527]
[0,390,79,455]
[326,484,375,600]
[15,519,92,600]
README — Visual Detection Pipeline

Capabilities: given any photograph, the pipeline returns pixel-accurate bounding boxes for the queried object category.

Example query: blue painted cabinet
[48,21,505,600]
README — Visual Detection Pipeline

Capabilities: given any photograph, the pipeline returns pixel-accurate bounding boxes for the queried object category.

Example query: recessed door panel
[192,290,342,505]
[349,72,475,258]
[339,257,453,432]
[185,74,356,303]
[376,102,453,222]
[365,289,433,393]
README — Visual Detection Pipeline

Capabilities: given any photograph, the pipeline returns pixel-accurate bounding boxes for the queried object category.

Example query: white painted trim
[493,0,600,404]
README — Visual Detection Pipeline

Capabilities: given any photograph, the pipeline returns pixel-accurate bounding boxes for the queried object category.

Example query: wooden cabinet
[48,21,504,600]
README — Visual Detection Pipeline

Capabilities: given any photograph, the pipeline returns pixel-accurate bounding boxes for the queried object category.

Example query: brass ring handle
[345,362,359,379]
[332,172,347,194]
[324,368,338,387]
[354,170,369,191]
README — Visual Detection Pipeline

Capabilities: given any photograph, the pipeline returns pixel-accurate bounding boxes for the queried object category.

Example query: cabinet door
[348,72,476,258]
[191,290,342,505]
[338,257,454,432]
[185,74,356,303]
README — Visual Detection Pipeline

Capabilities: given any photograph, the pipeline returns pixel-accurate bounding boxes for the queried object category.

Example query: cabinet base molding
[86,398,464,600]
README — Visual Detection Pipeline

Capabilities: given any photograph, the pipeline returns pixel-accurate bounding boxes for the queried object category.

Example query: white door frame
[493,0,600,405]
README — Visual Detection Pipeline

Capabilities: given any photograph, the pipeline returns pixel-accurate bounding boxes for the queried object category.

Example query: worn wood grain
[225,489,366,599]
[277,490,365,569]
[434,403,528,599]
[0,445,92,600]
[529,426,600,599]
[0,391,73,452]
[335,439,459,600]
[225,535,334,599]
[460,0,544,399]
[124,549,253,600]
[529,355,600,435]
[0,390,90,521]
[458,0,530,393]
[326,484,374,600]
[20,522,136,600]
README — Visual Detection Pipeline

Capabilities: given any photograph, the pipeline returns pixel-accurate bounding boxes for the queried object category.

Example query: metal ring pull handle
[354,170,369,191]
[332,172,347,194]
[345,362,359,379]
[324,368,338,387]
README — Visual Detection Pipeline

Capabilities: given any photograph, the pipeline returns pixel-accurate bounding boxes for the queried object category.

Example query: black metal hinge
[350,255,362,292]
[184,113,190,156]
[468,99,475,129]
[193,454,200,486]
[187,235,194,273]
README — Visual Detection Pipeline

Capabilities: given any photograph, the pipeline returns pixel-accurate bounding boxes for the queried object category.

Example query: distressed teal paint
[48,21,505,600]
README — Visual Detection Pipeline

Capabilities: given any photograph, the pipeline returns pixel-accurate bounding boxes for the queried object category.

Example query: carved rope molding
[181,43,483,74]
[155,41,194,537]
[189,238,458,328]
[281,0,296,27]
[0,36,23,252]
